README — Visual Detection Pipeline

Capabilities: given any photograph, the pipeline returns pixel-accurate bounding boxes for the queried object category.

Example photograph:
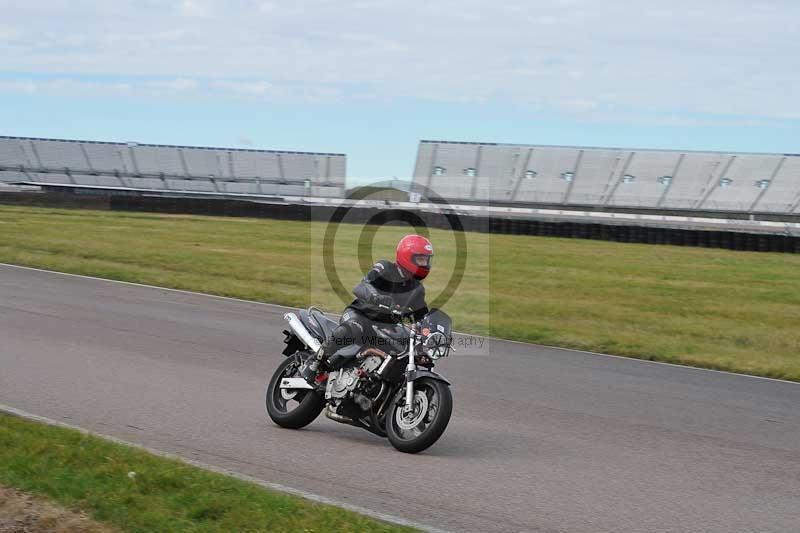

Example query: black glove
[373,294,394,309]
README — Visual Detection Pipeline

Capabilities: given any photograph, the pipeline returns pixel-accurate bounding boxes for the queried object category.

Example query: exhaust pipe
[325,406,353,424]
[284,312,322,353]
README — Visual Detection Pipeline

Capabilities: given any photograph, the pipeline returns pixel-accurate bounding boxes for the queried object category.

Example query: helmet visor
[412,254,433,268]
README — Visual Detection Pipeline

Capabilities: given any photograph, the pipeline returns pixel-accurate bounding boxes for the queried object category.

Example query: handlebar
[378,303,403,316]
[377,303,416,319]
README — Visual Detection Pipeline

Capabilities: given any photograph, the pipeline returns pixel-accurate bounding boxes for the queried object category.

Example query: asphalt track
[1,264,799,532]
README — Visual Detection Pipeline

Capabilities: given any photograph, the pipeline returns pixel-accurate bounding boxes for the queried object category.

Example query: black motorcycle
[265,306,453,453]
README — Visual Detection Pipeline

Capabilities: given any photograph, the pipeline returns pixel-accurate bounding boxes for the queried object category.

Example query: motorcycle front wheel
[386,378,452,454]
[266,357,324,429]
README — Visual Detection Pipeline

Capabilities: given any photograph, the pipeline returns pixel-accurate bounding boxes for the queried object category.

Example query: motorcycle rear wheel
[266,357,325,429]
[386,378,452,454]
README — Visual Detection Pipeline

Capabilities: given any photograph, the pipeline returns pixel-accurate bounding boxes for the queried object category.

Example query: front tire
[386,378,452,454]
[266,357,325,429]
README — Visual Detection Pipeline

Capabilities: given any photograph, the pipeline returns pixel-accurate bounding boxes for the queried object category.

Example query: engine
[324,354,384,406]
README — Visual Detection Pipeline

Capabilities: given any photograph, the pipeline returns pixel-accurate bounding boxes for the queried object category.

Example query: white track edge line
[2,262,797,386]
[491,338,800,385]
[0,403,447,533]
[0,262,301,311]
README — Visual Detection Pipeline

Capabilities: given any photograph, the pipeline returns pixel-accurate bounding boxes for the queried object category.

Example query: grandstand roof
[0,135,345,157]
[419,139,800,158]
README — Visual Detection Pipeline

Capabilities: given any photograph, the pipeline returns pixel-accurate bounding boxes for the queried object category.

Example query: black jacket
[349,260,428,323]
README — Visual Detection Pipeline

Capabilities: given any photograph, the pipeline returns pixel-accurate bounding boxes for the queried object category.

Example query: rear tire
[386,378,452,454]
[266,357,325,429]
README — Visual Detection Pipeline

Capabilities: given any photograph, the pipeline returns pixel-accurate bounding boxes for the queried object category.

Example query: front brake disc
[396,390,429,430]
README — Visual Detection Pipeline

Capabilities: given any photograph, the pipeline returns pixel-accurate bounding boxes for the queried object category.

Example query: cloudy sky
[1,0,798,181]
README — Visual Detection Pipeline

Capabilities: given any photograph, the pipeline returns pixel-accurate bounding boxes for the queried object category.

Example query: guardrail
[0,186,797,253]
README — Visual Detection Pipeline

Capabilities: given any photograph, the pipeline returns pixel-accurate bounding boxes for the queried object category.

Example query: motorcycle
[265,305,454,453]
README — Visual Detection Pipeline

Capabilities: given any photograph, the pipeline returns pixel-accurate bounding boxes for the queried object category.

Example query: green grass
[0,413,413,533]
[1,204,799,380]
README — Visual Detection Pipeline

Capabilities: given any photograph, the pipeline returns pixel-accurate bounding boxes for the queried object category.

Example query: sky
[1,0,799,185]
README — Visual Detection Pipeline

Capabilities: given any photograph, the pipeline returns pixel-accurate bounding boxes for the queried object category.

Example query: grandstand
[2,135,800,252]
[412,140,800,215]
[0,136,347,198]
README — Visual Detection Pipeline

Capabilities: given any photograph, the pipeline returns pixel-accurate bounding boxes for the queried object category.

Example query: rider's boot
[301,339,333,383]
[300,320,354,384]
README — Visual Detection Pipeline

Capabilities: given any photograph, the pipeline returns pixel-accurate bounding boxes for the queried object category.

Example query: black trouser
[320,307,382,357]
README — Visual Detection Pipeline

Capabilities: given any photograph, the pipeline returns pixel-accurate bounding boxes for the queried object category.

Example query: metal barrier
[1,190,798,254]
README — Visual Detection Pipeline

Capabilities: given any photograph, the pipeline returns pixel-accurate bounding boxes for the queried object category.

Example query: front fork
[405,334,416,408]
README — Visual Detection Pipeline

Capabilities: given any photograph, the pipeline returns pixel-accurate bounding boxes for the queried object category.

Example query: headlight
[424,331,451,359]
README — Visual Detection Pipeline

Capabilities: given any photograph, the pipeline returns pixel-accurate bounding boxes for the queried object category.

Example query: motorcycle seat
[299,309,337,341]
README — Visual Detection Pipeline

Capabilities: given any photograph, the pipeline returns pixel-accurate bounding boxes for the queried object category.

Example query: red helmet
[396,234,434,279]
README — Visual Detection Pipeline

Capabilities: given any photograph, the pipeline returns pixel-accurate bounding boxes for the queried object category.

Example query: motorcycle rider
[302,234,433,381]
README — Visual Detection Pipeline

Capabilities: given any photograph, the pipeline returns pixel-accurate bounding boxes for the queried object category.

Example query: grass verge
[1,205,799,381]
[0,413,413,533]
[0,485,115,532]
